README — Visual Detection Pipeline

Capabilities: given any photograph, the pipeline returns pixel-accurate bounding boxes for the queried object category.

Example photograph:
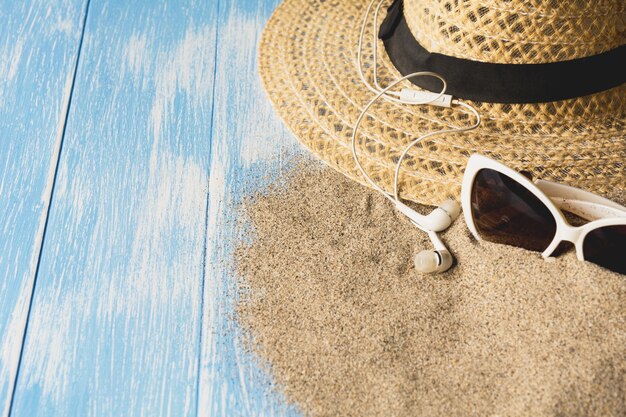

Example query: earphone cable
[392,100,481,201]
[351,71,450,204]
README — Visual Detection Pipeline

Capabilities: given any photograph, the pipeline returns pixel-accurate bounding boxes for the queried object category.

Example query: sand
[235,160,626,417]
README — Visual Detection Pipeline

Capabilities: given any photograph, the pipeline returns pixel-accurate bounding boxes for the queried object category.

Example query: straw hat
[259,0,625,205]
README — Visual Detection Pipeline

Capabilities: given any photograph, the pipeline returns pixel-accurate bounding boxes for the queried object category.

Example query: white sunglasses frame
[461,154,626,261]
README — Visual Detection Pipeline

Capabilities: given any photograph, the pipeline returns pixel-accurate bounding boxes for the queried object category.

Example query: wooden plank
[9,1,219,416]
[0,2,87,416]
[197,0,303,415]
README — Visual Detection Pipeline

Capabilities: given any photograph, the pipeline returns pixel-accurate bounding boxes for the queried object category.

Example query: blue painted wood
[0,2,87,416]
[9,1,219,416]
[197,1,303,416]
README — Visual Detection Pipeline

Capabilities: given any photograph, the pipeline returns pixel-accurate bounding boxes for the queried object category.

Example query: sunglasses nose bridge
[559,223,583,244]
[543,223,581,257]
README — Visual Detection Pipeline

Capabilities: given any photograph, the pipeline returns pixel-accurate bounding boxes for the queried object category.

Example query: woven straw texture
[259,0,625,205]
[404,0,626,64]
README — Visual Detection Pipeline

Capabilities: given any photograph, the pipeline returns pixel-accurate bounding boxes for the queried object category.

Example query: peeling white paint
[122,33,148,82]
[0,2,86,416]
[5,38,24,83]
[152,26,215,142]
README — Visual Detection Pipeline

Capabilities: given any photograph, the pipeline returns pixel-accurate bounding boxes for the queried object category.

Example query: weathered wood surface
[1,0,305,415]
[0,2,87,416]
[197,0,301,415]
[8,1,218,415]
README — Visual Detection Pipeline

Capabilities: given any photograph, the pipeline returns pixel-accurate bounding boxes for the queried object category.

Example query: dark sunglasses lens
[582,225,626,274]
[471,168,557,252]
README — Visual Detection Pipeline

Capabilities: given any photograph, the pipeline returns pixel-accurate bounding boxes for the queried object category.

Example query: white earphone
[352,0,481,274]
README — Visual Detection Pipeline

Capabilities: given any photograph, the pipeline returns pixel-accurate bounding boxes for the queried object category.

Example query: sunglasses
[461,154,626,274]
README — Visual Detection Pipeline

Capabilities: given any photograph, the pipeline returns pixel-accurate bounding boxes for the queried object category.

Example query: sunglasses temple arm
[536,179,626,220]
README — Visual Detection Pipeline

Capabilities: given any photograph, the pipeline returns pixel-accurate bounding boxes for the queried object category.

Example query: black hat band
[379,0,626,104]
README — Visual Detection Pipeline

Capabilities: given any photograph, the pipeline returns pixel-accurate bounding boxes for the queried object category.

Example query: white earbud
[395,199,460,232]
[413,230,455,274]
[414,249,453,274]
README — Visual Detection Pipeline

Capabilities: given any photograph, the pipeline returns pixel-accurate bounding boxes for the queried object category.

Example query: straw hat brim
[259,0,625,205]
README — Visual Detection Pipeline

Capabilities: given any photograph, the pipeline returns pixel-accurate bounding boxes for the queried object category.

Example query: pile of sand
[236,161,625,417]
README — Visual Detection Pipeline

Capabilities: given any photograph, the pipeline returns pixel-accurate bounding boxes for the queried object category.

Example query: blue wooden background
[0,0,302,416]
